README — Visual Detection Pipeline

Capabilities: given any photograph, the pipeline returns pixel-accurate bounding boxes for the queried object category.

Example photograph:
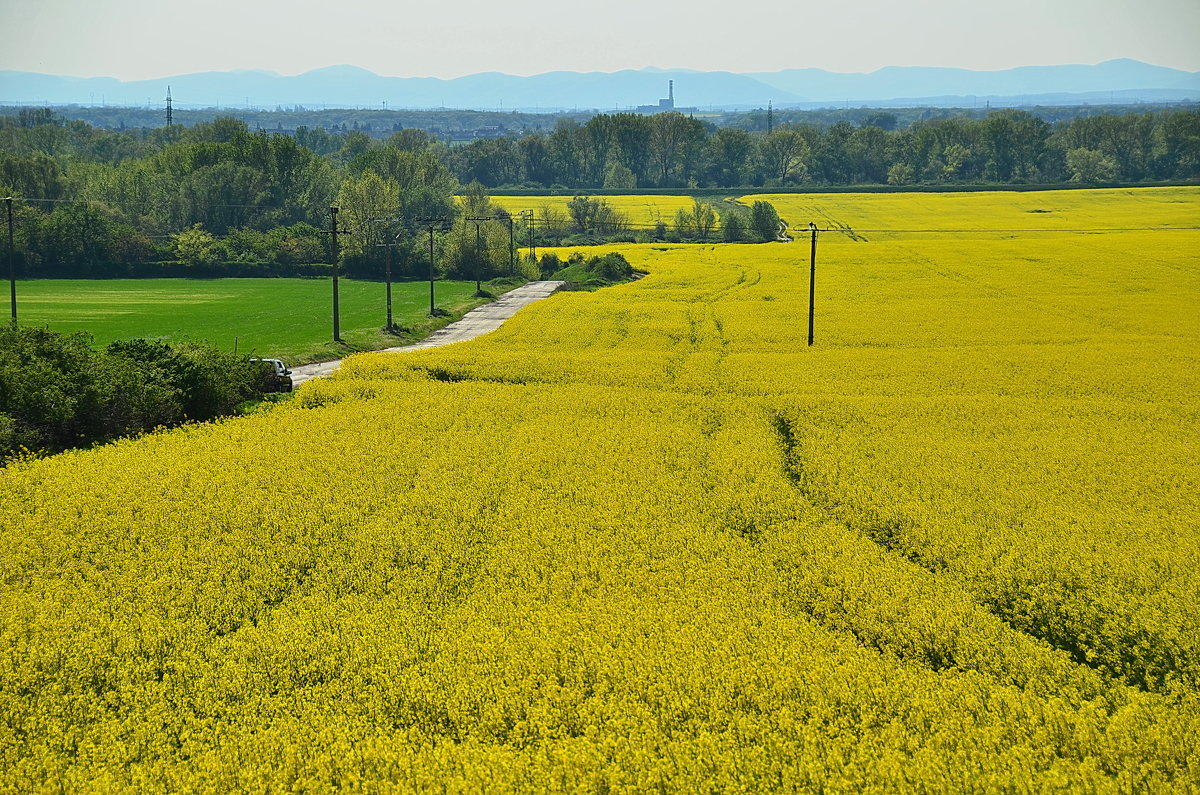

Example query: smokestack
[669,80,674,104]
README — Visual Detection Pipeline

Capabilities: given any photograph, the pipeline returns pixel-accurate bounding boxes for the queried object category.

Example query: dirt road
[289,280,565,387]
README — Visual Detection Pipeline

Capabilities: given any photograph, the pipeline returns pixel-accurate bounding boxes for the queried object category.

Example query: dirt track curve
[289,280,565,387]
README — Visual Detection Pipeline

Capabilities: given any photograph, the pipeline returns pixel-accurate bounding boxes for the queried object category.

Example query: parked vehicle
[251,358,293,393]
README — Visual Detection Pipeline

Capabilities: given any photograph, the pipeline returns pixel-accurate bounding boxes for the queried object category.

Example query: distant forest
[2,105,1197,279]
[27,100,1200,141]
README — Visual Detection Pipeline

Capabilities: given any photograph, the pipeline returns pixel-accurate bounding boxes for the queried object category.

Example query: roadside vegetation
[0,326,265,460]
[536,251,635,289]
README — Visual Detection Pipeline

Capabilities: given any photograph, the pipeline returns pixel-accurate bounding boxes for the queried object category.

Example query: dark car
[252,357,293,393]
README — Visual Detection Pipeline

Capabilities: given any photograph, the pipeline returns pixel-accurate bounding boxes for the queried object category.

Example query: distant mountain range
[2,59,1197,112]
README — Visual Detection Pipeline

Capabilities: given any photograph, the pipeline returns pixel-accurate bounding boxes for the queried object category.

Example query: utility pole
[428,225,436,314]
[327,207,344,342]
[505,214,515,275]
[370,216,400,331]
[520,209,535,266]
[418,217,448,316]
[466,216,493,293]
[6,197,15,326]
[807,222,818,347]
[473,219,483,292]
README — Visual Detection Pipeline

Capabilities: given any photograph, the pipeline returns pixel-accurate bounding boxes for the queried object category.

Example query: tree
[749,201,782,242]
[335,169,402,267]
[459,180,496,218]
[861,112,898,132]
[355,146,458,231]
[814,121,855,184]
[538,203,569,241]
[722,212,746,242]
[443,216,508,282]
[760,127,810,184]
[608,114,654,186]
[1066,148,1118,184]
[17,108,59,129]
[1155,110,1200,179]
[847,125,892,183]
[980,110,1048,182]
[548,120,584,187]
[649,112,706,187]
[887,162,915,186]
[603,161,637,190]
[337,131,373,165]
[566,195,624,235]
[942,143,971,181]
[388,128,433,152]
[517,134,554,187]
[0,153,66,200]
[706,128,755,187]
[673,208,691,238]
[671,201,716,239]
[455,137,522,187]
[173,224,223,266]
[42,202,129,272]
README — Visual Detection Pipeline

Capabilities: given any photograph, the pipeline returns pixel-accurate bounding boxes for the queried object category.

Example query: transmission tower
[165,86,173,127]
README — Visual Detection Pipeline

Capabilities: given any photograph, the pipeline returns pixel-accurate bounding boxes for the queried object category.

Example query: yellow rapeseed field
[490,194,703,228]
[2,187,1198,792]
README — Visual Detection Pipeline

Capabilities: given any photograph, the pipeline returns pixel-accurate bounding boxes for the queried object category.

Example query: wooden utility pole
[807,222,818,346]
[6,197,15,326]
[329,206,342,342]
[370,216,400,330]
[467,216,493,293]
[418,217,448,316]
[522,209,535,266]
[506,215,515,275]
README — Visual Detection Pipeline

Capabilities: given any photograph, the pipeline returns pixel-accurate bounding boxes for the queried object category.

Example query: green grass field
[13,278,494,364]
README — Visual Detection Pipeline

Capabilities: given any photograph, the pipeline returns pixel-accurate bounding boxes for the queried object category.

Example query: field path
[290,280,565,386]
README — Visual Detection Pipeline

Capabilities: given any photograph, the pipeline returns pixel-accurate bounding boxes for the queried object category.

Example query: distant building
[637,81,676,113]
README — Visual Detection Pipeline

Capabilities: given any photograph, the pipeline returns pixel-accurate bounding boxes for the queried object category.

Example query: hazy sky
[3,0,1197,79]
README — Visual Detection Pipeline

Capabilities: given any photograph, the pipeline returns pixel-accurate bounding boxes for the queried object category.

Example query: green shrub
[750,201,783,242]
[588,253,632,282]
[0,326,265,460]
[538,252,562,279]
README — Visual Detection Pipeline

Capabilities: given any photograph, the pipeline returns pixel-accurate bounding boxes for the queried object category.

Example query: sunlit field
[14,278,489,364]
[489,194,704,228]
[2,188,1197,791]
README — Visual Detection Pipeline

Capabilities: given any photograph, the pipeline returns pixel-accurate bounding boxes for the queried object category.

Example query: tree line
[448,108,1199,189]
[1,107,1197,280]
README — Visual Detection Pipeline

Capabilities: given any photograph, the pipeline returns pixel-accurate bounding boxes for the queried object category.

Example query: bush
[547,252,633,287]
[173,224,225,267]
[538,252,562,279]
[750,201,783,242]
[723,213,747,242]
[0,327,264,460]
[588,253,632,282]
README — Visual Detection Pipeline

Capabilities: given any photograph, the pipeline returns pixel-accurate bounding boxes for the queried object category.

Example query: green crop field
[12,278,490,364]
